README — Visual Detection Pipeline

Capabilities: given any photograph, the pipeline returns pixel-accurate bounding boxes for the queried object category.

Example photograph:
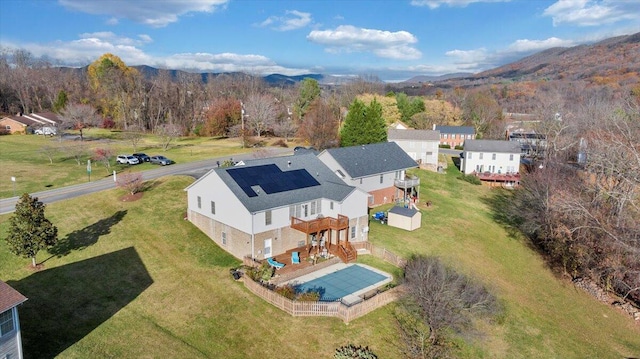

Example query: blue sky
[1,0,639,82]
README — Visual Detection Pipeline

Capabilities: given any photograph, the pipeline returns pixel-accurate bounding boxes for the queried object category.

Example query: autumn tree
[297,98,339,150]
[4,193,58,267]
[203,98,241,137]
[340,98,386,147]
[357,93,401,124]
[462,91,503,139]
[116,172,144,195]
[93,147,114,174]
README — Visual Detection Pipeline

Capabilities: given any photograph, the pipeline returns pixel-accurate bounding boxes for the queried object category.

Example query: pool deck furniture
[267,257,285,269]
[291,251,300,264]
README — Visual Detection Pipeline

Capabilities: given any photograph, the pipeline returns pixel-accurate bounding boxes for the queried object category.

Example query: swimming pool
[288,263,393,302]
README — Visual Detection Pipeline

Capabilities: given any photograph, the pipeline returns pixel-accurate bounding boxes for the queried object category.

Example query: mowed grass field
[0,135,638,358]
[0,130,276,198]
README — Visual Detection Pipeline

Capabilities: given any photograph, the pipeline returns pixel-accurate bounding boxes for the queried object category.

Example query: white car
[117,155,140,165]
[34,126,57,136]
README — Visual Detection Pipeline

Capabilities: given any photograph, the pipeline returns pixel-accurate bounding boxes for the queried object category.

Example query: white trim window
[211,201,215,215]
[221,232,227,245]
[197,196,202,209]
[0,308,15,337]
[265,210,272,225]
[350,226,356,239]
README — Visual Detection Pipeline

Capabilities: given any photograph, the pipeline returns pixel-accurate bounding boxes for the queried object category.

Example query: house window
[197,196,202,209]
[509,154,514,161]
[379,174,383,184]
[265,210,272,225]
[467,134,472,139]
[369,196,374,205]
[426,151,433,156]
[359,178,363,185]
[351,226,356,239]
[316,200,322,213]
[492,153,496,160]
[479,153,483,160]
[310,201,316,216]
[221,232,227,245]
[467,152,472,159]
[0,309,14,337]
[443,134,448,139]
[211,201,215,214]
[4,125,10,130]
[330,201,334,210]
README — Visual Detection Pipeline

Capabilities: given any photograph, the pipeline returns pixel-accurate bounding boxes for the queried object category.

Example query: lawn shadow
[47,210,127,258]
[8,247,153,359]
[480,190,525,241]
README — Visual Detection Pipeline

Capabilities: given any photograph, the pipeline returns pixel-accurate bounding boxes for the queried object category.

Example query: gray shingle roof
[464,139,521,153]
[388,129,440,141]
[216,153,357,213]
[323,142,418,178]
[388,206,418,217]
[435,125,475,135]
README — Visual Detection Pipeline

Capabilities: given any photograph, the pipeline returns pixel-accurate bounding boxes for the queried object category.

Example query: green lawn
[0,130,288,197]
[0,141,638,358]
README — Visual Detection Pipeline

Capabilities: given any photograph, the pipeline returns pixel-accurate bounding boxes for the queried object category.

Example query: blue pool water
[293,264,389,302]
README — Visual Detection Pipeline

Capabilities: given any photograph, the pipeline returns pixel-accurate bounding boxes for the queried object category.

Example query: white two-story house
[317,142,419,207]
[387,129,440,171]
[461,140,522,186]
[0,280,27,359]
[185,153,369,262]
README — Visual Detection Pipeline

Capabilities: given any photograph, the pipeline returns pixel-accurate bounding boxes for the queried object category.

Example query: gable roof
[322,142,418,179]
[388,129,440,141]
[464,139,521,153]
[0,280,27,313]
[388,206,419,217]
[435,125,475,135]
[209,153,359,213]
[0,115,39,127]
[25,112,62,125]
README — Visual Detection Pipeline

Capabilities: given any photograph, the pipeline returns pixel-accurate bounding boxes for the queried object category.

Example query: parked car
[150,155,173,166]
[34,126,57,136]
[132,153,150,162]
[117,155,140,165]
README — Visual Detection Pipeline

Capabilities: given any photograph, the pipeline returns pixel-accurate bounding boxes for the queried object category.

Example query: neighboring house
[0,112,62,135]
[508,131,547,158]
[461,140,522,187]
[434,125,475,147]
[317,142,419,207]
[388,129,440,171]
[0,115,38,134]
[388,120,411,130]
[0,280,27,359]
[185,153,369,262]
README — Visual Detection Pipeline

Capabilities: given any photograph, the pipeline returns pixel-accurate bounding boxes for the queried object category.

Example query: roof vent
[287,160,291,167]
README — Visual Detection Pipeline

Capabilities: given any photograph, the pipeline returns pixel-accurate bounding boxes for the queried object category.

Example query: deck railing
[290,214,349,234]
[394,176,420,189]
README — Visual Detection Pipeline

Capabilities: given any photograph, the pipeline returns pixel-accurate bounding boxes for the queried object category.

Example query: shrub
[439,144,451,149]
[271,138,288,147]
[458,174,482,185]
[334,344,378,359]
[275,284,297,299]
[297,291,320,302]
[454,145,463,150]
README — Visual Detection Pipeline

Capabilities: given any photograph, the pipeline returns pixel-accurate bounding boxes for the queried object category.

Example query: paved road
[0,148,292,215]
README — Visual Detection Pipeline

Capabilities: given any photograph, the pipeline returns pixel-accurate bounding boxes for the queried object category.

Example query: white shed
[387,206,421,231]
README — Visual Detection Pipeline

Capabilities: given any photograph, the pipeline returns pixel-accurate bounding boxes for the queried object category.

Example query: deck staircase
[336,242,357,263]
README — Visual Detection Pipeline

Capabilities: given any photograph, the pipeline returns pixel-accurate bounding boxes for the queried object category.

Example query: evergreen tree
[340,98,387,147]
[5,193,58,267]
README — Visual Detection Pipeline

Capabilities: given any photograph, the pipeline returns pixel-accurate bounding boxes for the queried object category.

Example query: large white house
[185,153,369,261]
[387,129,440,171]
[317,142,419,207]
[0,280,27,359]
[461,140,522,186]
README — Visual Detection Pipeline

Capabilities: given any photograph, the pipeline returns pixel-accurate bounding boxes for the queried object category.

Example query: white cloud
[0,32,310,76]
[506,37,574,52]
[58,0,229,27]
[411,0,510,9]
[259,10,312,31]
[307,25,421,60]
[543,0,640,26]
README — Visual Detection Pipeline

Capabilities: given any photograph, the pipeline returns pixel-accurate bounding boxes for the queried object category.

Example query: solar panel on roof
[227,164,320,197]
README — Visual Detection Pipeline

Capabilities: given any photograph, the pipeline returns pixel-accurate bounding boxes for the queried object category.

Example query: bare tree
[116,172,144,195]
[63,143,88,166]
[39,144,60,164]
[297,98,339,150]
[59,103,98,141]
[399,255,500,358]
[123,124,144,152]
[243,93,277,137]
[156,123,182,151]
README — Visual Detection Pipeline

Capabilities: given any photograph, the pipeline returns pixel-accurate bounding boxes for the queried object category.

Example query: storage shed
[387,206,421,231]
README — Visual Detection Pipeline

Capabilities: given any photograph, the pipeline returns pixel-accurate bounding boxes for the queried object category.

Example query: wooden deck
[268,243,351,276]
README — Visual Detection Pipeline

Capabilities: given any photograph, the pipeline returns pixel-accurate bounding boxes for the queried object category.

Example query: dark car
[150,155,173,166]
[132,153,150,162]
